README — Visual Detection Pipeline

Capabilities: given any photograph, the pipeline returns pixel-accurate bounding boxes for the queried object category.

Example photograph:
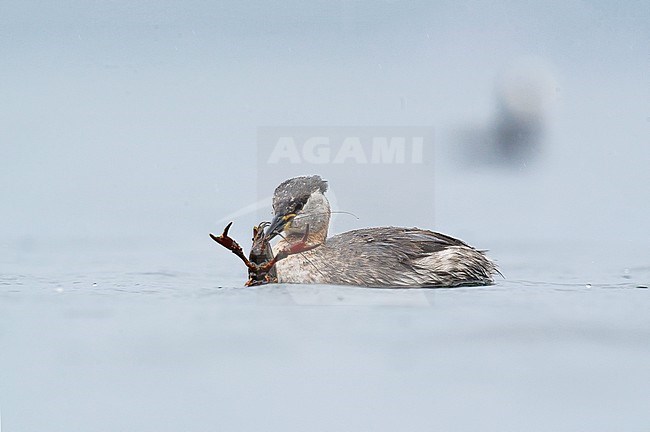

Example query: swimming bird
[264,175,497,288]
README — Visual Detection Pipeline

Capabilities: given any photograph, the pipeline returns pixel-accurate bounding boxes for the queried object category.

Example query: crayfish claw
[223,221,233,237]
[210,222,236,248]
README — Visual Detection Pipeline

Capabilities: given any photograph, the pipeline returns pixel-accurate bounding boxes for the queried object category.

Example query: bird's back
[274,227,497,287]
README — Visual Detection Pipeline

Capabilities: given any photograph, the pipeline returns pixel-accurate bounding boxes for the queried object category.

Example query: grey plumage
[274,227,496,287]
[272,175,328,216]
[268,175,498,288]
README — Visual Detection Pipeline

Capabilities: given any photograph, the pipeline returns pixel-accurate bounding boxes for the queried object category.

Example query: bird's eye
[293,201,304,213]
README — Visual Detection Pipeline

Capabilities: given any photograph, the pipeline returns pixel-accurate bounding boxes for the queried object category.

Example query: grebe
[265,175,497,288]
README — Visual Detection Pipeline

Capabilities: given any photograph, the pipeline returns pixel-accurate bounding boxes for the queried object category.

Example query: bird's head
[265,175,330,243]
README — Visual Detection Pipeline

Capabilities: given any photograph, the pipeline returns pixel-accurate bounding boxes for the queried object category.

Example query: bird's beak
[265,213,295,240]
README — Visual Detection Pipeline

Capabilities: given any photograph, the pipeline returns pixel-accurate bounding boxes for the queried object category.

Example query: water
[3,1,650,430]
[2,240,649,432]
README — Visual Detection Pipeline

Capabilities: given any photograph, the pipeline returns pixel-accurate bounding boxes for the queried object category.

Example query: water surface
[1,240,649,432]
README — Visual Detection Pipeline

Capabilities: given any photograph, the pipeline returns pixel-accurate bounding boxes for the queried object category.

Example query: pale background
[1,2,649,431]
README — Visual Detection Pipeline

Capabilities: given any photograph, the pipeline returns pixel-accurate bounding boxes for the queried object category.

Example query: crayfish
[209,221,316,286]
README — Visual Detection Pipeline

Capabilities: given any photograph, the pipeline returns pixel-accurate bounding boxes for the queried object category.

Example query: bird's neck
[279,228,327,249]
